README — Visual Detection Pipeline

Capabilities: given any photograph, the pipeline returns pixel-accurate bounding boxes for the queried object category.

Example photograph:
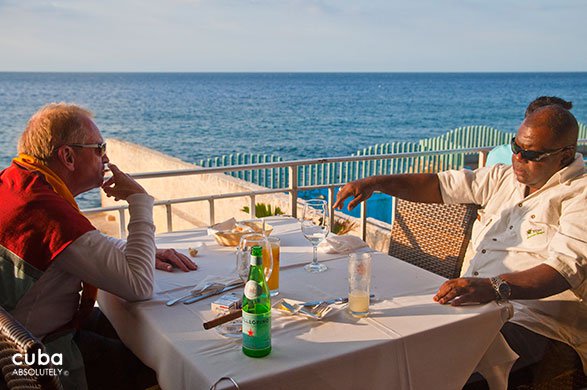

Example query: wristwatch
[489,276,511,300]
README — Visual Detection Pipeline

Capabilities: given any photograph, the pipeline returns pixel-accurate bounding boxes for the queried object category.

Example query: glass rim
[304,199,327,204]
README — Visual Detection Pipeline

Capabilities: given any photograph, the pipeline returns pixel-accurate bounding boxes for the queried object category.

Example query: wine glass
[301,199,330,273]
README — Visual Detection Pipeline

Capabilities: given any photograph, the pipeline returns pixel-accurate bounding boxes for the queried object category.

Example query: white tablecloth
[98,217,517,390]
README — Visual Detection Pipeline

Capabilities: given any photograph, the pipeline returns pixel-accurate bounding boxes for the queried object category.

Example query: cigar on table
[203,310,242,330]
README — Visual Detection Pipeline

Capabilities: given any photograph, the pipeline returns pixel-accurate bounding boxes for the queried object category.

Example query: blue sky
[0,0,586,72]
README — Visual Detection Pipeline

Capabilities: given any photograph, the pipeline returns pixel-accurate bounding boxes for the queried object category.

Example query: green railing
[198,123,587,188]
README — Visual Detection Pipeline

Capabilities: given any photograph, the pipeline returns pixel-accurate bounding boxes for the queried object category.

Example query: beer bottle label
[244,280,262,300]
[242,311,271,350]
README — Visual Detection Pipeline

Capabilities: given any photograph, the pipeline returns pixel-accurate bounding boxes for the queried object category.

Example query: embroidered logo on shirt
[526,228,544,239]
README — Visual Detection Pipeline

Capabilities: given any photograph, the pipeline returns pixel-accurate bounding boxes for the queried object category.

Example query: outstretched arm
[333,173,443,211]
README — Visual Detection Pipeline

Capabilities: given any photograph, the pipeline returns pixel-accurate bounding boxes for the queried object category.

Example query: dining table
[97,216,518,390]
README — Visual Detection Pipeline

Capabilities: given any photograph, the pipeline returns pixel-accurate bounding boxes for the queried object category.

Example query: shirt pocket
[518,220,554,252]
[471,209,494,248]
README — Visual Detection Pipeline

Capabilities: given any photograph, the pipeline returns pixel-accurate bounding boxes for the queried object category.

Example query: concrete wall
[99,138,392,252]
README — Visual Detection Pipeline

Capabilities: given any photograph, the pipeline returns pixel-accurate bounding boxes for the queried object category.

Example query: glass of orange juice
[263,237,280,296]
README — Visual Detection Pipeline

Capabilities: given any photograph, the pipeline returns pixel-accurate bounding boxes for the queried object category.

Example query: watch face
[498,283,511,298]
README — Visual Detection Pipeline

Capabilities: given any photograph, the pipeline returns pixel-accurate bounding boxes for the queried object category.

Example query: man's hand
[156,248,198,272]
[333,178,374,211]
[101,163,147,201]
[433,277,496,306]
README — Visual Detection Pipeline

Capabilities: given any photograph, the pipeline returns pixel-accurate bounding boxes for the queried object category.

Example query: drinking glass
[348,252,372,318]
[264,237,280,296]
[236,233,273,283]
[301,199,330,273]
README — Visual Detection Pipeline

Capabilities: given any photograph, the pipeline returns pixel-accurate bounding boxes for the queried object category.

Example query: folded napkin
[318,235,369,254]
[207,218,237,235]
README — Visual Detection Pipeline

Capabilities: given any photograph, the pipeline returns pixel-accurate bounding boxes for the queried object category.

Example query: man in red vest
[0,103,197,389]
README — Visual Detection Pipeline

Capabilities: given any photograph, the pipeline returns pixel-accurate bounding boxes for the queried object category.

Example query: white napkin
[207,218,237,235]
[318,235,369,254]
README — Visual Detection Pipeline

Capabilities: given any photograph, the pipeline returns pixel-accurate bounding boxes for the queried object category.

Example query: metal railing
[197,122,587,189]
[82,140,587,240]
[83,146,494,239]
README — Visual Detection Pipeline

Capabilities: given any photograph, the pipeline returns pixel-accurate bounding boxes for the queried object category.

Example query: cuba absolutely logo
[11,350,66,377]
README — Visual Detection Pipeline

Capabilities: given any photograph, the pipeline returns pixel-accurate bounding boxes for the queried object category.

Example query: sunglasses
[69,142,107,157]
[510,137,570,162]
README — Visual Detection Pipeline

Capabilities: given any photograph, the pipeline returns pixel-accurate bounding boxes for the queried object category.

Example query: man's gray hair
[17,103,94,163]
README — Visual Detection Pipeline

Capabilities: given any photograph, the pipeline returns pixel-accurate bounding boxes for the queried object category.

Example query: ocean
[1,72,586,211]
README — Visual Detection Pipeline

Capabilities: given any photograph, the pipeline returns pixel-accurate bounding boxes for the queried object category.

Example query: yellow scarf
[13,153,97,328]
[13,154,79,210]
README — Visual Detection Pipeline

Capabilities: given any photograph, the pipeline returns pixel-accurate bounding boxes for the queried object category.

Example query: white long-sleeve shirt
[12,193,156,339]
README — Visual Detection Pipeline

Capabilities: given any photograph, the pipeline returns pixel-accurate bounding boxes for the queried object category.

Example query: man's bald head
[522,104,579,148]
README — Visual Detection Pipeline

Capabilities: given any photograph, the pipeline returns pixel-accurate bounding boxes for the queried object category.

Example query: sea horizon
[1,71,586,74]
[1,71,586,209]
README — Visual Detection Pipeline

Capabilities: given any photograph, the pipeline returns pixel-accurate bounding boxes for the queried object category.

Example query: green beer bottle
[242,245,272,357]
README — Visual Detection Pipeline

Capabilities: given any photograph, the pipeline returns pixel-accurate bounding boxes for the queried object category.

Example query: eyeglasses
[69,142,107,157]
[510,137,570,162]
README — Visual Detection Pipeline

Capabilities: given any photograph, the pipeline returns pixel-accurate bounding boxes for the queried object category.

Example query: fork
[165,282,224,306]
[299,301,330,319]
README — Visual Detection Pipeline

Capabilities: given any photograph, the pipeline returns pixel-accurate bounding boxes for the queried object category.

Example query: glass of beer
[348,252,372,318]
[263,237,280,296]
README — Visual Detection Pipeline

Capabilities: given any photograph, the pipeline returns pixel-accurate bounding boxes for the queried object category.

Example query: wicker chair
[388,199,479,279]
[0,306,62,390]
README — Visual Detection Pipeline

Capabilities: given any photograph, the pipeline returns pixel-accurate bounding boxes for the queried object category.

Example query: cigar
[203,310,242,330]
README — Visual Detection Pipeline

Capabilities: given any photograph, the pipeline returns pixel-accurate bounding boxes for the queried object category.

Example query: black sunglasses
[69,142,107,157]
[510,137,570,162]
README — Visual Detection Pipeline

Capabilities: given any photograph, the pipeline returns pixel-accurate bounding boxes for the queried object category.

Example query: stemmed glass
[301,199,330,273]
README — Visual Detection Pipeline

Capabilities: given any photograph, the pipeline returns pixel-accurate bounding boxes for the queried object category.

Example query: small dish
[216,317,242,339]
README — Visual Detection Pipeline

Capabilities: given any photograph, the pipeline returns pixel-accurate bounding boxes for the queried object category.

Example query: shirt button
[481,249,487,254]
[473,271,479,276]
[518,203,523,207]
[531,215,535,219]
[509,226,513,230]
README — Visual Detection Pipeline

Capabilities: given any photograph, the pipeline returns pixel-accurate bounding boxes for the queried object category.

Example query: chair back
[0,306,62,390]
[389,200,479,279]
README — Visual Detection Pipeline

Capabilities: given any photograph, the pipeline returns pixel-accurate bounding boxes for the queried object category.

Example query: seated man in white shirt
[334,104,586,384]
[0,103,197,389]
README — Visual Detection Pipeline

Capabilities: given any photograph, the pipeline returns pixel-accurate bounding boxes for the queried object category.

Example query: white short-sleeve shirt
[438,154,587,370]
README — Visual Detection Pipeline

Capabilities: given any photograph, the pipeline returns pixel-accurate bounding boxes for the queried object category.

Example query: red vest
[0,162,95,272]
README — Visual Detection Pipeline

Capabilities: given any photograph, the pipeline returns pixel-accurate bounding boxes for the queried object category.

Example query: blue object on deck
[486,143,512,166]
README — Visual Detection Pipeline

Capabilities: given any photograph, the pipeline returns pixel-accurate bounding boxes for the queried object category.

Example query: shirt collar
[556,153,586,183]
[510,153,585,198]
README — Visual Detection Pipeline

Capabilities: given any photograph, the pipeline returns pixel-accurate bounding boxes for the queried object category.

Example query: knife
[301,294,375,307]
[183,282,244,304]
